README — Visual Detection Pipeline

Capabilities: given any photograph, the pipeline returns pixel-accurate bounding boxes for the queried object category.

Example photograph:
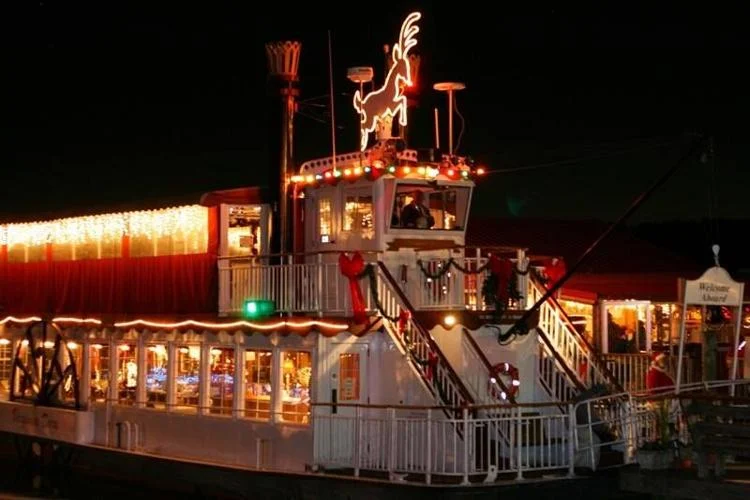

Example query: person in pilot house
[400,191,435,229]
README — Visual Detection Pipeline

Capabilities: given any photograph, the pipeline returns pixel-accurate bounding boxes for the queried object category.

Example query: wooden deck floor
[620,463,750,499]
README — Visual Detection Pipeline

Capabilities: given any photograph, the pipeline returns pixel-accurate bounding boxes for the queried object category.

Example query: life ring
[488,362,520,400]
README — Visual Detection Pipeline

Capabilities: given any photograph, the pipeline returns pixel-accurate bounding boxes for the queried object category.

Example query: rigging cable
[499,133,709,344]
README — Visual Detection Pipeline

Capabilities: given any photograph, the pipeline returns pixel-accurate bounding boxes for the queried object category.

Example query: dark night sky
[7,3,750,224]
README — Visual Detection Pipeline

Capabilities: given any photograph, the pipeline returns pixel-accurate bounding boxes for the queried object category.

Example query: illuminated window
[61,341,82,404]
[89,344,109,403]
[244,349,272,420]
[146,344,168,410]
[227,205,262,257]
[318,198,332,243]
[338,353,360,401]
[116,343,138,406]
[0,341,12,398]
[209,347,234,415]
[281,351,311,423]
[175,345,200,413]
[343,192,374,239]
[391,184,470,230]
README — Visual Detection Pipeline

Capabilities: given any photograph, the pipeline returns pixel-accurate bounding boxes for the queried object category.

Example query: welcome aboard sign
[682,266,743,307]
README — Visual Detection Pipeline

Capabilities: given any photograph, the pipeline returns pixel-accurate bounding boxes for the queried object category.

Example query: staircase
[373,263,515,458]
[527,274,623,395]
[373,262,475,413]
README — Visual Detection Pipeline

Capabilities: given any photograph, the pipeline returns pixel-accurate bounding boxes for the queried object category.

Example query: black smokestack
[265,41,301,257]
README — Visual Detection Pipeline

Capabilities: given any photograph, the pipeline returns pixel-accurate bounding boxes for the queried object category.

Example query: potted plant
[637,400,677,470]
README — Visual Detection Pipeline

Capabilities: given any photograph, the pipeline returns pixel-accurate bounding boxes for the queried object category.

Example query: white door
[315,342,369,467]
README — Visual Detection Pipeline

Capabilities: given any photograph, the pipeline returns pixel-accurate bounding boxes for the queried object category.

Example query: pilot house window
[318,198,332,243]
[391,184,469,230]
[343,192,374,238]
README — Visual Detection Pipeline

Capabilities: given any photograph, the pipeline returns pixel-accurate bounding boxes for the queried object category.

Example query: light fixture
[443,314,457,327]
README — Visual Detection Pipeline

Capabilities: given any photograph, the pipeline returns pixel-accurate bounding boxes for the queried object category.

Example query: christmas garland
[416,256,528,323]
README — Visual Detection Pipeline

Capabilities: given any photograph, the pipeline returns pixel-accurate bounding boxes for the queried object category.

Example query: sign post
[676,245,745,394]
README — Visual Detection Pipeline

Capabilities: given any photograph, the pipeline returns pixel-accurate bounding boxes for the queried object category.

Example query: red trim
[559,288,598,304]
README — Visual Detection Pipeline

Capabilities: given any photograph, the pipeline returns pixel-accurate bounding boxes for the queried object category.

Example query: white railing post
[516,406,523,480]
[389,408,397,478]
[587,402,596,471]
[317,253,324,316]
[355,406,361,477]
[462,407,470,485]
[567,402,576,477]
[218,258,230,315]
[426,408,432,485]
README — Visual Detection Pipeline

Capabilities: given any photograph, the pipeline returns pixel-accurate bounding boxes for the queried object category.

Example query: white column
[167,342,176,412]
[80,339,91,409]
[272,347,283,423]
[108,337,118,404]
[199,343,211,416]
[136,331,146,408]
[234,340,245,420]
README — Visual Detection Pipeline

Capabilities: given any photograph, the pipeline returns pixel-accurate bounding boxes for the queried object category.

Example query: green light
[243,299,275,318]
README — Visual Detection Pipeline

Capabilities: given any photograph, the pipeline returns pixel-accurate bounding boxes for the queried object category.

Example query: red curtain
[0,207,219,316]
[0,254,217,315]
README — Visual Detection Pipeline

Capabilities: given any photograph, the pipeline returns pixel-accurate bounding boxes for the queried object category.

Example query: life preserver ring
[488,362,520,400]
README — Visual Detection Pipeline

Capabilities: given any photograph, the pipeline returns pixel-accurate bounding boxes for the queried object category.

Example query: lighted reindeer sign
[353,11,421,151]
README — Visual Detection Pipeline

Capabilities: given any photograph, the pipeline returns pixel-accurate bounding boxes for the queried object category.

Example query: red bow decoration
[542,257,566,289]
[488,255,514,302]
[339,252,368,324]
[425,351,439,381]
[398,310,410,335]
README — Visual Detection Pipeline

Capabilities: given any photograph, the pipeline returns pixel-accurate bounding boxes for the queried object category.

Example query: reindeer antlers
[392,11,421,62]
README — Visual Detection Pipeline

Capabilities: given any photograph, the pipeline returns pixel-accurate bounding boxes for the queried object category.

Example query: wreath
[488,362,520,400]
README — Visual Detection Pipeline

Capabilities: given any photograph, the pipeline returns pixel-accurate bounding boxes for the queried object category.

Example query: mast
[265,41,301,257]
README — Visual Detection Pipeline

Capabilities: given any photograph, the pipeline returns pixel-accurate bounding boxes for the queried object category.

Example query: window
[339,353,360,401]
[116,343,138,405]
[318,198,332,243]
[175,345,200,413]
[281,351,311,423]
[390,184,470,230]
[244,349,272,420]
[227,205,262,257]
[89,343,109,403]
[146,344,168,410]
[209,347,234,415]
[343,192,374,239]
[61,341,82,404]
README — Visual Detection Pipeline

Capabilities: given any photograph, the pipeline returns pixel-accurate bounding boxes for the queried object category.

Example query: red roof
[467,217,706,302]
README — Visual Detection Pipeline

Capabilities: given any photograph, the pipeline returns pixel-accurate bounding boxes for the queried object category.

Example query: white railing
[219,255,375,316]
[313,379,750,483]
[573,379,750,471]
[538,340,579,403]
[313,403,572,484]
[601,354,697,392]
[528,277,620,391]
[414,254,529,311]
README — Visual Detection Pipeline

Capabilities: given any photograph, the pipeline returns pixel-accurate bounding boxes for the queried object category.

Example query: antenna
[328,30,337,174]
[433,82,466,156]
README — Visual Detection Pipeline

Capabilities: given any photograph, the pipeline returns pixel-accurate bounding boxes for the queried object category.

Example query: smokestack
[265,41,301,257]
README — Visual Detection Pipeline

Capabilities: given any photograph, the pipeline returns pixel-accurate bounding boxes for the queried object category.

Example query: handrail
[530,275,624,393]
[460,327,516,403]
[376,262,475,407]
[536,326,586,393]
[311,400,566,410]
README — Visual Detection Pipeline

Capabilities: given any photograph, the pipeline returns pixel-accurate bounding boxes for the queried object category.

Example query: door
[315,342,369,467]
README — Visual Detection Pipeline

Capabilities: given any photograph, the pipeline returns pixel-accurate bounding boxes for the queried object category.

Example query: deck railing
[313,379,750,483]
[218,250,529,316]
